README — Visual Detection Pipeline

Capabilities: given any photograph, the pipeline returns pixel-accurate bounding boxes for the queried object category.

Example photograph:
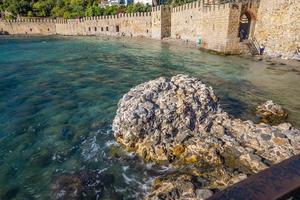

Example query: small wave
[145,163,174,173]
[95,126,113,135]
[98,168,108,174]
[81,136,101,161]
[104,140,118,148]
[122,173,134,184]
[122,165,129,172]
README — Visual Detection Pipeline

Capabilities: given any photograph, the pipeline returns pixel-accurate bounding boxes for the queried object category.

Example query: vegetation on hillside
[0,0,151,19]
[0,0,252,19]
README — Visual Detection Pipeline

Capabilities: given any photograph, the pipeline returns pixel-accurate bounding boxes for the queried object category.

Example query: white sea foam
[122,173,135,184]
[96,128,113,135]
[81,136,101,161]
[145,163,173,173]
[122,165,129,172]
[104,140,118,148]
[98,168,108,174]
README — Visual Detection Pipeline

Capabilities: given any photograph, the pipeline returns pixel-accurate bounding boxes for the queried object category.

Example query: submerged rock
[50,170,119,200]
[146,174,213,200]
[256,100,288,125]
[50,174,81,200]
[112,74,300,199]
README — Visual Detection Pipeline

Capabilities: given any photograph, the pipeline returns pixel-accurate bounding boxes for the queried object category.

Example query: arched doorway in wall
[239,13,251,42]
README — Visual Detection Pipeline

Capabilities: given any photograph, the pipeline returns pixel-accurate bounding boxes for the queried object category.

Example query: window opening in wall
[146,29,149,33]
[30,28,32,32]
[94,27,97,31]
[106,27,108,31]
[101,27,104,31]
[239,13,251,42]
[48,28,50,31]
[88,27,91,31]
[116,25,119,32]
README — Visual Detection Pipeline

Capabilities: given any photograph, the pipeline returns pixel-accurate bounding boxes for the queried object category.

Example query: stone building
[0,0,299,58]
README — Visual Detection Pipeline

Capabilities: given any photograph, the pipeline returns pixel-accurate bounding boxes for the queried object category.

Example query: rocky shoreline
[161,37,300,63]
[112,74,300,199]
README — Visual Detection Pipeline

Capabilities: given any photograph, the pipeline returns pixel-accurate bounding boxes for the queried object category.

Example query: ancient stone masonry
[151,5,171,39]
[171,2,235,53]
[0,18,57,35]
[0,0,299,57]
[0,13,152,37]
[254,0,300,58]
[55,12,152,37]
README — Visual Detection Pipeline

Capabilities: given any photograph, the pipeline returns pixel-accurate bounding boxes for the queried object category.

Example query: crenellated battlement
[171,0,260,13]
[171,0,231,13]
[3,18,57,23]
[151,5,171,12]
[52,11,152,24]
[0,11,152,25]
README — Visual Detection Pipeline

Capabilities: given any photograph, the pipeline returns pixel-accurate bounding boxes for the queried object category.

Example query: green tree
[85,2,102,16]
[27,10,33,17]
[0,0,155,19]
[51,6,65,17]
[63,10,72,19]
[103,5,118,15]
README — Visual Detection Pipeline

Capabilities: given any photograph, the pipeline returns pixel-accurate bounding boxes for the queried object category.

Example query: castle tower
[151,5,171,39]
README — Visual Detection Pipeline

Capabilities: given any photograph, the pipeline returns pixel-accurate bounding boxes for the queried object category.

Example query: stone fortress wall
[171,2,241,53]
[0,19,57,35]
[254,0,300,58]
[0,0,299,58]
[55,12,152,37]
[0,12,152,37]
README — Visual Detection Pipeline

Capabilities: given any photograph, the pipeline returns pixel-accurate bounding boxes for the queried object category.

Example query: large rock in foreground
[113,75,221,162]
[112,74,300,191]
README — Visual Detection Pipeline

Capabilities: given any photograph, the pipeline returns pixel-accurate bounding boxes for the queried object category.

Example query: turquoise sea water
[0,36,299,199]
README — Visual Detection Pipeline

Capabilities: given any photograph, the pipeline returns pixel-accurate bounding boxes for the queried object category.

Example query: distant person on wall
[239,28,246,41]
[197,36,202,48]
[296,47,300,55]
[293,47,300,61]
[259,44,265,55]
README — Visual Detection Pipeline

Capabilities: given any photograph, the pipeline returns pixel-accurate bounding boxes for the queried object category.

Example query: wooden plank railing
[208,154,300,200]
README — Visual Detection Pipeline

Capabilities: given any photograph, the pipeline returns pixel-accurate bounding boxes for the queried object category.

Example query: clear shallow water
[0,36,299,199]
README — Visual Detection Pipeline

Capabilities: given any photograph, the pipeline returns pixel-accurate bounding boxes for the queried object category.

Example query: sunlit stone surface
[113,74,300,198]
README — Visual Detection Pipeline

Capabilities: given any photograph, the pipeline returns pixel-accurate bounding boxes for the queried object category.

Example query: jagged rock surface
[112,74,300,199]
[50,170,118,200]
[256,100,288,125]
[145,174,214,200]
